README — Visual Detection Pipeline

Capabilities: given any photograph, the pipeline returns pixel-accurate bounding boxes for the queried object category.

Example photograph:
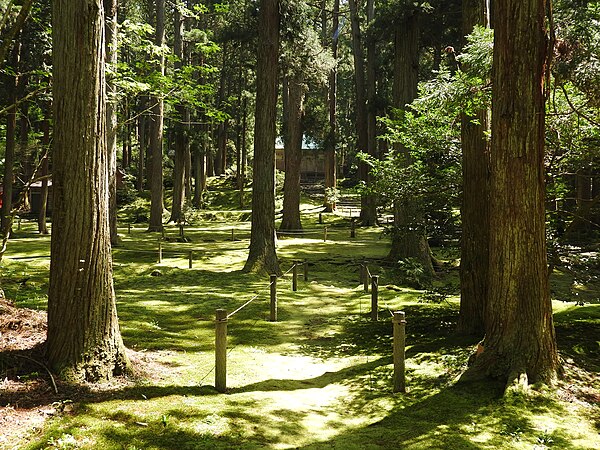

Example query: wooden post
[161,227,165,239]
[319,212,323,224]
[270,274,277,322]
[158,241,162,263]
[231,228,235,241]
[350,219,356,238]
[215,309,228,393]
[179,223,184,238]
[188,250,193,269]
[17,217,21,230]
[128,223,132,234]
[393,311,406,393]
[324,226,328,242]
[304,260,308,281]
[292,262,298,292]
[363,261,369,292]
[371,275,379,321]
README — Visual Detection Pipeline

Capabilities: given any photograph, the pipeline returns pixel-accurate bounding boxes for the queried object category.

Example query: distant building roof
[275,136,319,150]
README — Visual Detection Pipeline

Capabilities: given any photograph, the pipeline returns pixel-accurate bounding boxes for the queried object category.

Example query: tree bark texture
[471,0,559,386]
[389,12,434,279]
[457,0,490,336]
[48,0,129,381]
[136,98,146,192]
[243,0,280,275]
[280,77,306,231]
[148,0,165,232]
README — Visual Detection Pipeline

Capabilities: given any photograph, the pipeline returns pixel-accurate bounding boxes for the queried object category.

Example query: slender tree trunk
[324,0,339,212]
[148,0,165,232]
[280,77,306,231]
[348,0,374,225]
[244,0,280,274]
[240,95,248,208]
[467,0,559,388]
[458,0,490,335]
[48,0,130,381]
[389,11,434,279]
[105,0,119,245]
[37,106,50,234]
[1,42,19,233]
[0,0,33,69]
[169,6,186,223]
[137,98,146,192]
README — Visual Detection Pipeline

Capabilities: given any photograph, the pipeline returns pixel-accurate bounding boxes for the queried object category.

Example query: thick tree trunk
[468,0,559,387]
[324,0,339,212]
[105,0,119,246]
[48,0,130,381]
[389,12,434,279]
[148,0,165,232]
[458,0,490,336]
[280,77,306,231]
[244,0,280,275]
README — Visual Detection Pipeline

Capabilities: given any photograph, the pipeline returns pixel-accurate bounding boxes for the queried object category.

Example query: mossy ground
[1,186,599,449]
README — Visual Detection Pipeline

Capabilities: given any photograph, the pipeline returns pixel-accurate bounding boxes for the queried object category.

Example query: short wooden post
[128,223,132,234]
[161,227,165,239]
[270,274,277,322]
[323,226,328,242]
[304,260,308,281]
[188,250,193,269]
[17,217,21,230]
[292,262,298,292]
[179,223,184,238]
[215,309,228,393]
[158,241,163,263]
[319,212,323,224]
[371,275,379,321]
[231,228,235,241]
[393,311,406,393]
[350,219,356,238]
[363,261,369,292]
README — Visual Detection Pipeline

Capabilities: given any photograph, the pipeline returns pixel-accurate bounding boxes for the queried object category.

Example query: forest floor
[1,185,599,449]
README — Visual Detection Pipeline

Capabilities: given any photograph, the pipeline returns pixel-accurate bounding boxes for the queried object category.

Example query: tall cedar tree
[148,0,166,232]
[243,0,281,274]
[48,0,130,381]
[457,0,490,335]
[389,9,435,279]
[468,0,559,387]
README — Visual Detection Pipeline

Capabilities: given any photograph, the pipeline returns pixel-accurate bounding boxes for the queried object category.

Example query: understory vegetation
[1,182,598,450]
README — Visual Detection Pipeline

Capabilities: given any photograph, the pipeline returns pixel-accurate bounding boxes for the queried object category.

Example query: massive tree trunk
[105,0,119,246]
[1,41,19,234]
[280,77,306,231]
[48,0,130,381]
[148,0,165,232]
[348,0,375,225]
[468,0,559,387]
[323,0,339,212]
[389,11,434,279]
[457,0,490,335]
[169,6,186,223]
[243,0,280,275]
